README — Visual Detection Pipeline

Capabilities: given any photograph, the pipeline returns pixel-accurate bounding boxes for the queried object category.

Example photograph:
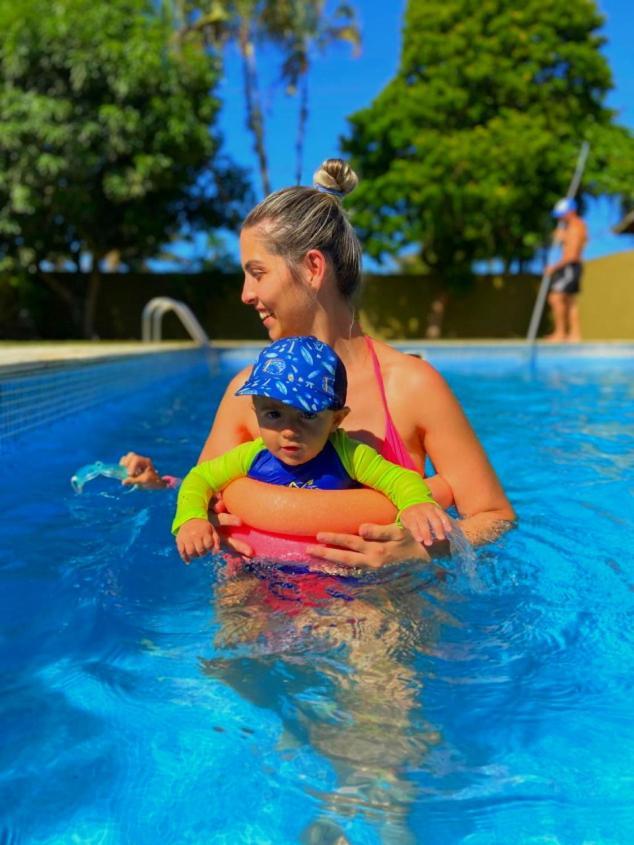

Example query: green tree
[0,0,248,337]
[343,0,634,282]
[587,122,634,215]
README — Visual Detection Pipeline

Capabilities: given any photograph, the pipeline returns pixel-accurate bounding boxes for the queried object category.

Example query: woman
[122,159,515,566]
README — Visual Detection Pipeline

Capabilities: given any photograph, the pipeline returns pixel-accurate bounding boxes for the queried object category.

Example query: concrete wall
[579,251,634,340]
[1,251,632,340]
[359,273,541,339]
[361,251,634,340]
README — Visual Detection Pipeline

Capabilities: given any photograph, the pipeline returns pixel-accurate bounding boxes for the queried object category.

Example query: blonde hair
[242,158,362,300]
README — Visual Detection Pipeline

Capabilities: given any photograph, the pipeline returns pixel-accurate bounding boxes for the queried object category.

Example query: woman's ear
[303,249,328,290]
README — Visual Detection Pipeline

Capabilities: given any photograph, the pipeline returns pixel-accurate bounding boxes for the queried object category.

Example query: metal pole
[566,141,590,201]
[526,141,591,352]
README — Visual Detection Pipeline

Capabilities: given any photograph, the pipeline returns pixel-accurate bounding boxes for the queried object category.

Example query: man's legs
[546,292,568,341]
[566,294,582,342]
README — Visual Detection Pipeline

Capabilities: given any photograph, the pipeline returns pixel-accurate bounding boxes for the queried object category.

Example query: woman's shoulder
[215,363,255,419]
[369,338,462,429]
[369,337,447,391]
[225,363,255,393]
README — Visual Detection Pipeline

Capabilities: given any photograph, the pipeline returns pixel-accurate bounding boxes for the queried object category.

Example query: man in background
[545,198,588,342]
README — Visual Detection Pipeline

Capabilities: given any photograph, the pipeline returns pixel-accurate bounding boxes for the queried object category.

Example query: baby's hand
[399,503,453,547]
[176,519,220,564]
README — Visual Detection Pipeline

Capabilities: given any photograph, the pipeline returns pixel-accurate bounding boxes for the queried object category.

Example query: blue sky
[213,0,634,267]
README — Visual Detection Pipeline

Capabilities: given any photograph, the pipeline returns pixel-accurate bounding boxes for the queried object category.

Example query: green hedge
[1,253,632,340]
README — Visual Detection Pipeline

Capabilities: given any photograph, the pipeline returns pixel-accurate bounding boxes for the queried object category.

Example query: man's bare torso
[557,215,588,265]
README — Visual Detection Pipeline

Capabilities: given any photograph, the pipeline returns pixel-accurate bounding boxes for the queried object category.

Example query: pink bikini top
[364,336,418,471]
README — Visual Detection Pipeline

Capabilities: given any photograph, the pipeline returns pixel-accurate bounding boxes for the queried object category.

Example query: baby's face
[252,397,347,466]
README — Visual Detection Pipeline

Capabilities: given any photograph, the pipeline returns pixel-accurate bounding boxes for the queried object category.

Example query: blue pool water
[2,347,633,844]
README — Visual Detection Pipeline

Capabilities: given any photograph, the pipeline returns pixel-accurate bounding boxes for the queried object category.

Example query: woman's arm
[188,366,262,556]
[197,366,256,462]
[424,474,453,510]
[307,356,515,568]
[413,360,516,542]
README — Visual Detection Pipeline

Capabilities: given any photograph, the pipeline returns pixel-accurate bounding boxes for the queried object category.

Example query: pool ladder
[141,297,210,345]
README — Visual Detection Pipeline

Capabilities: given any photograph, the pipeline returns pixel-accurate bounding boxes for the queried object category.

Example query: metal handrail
[141,297,210,345]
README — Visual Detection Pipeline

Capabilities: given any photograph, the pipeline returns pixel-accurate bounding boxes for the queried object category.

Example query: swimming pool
[2,345,633,844]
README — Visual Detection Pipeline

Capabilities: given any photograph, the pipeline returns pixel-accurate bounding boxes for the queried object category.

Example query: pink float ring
[223,525,320,560]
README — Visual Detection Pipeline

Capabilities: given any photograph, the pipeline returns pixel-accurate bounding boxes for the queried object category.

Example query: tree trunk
[239,20,271,196]
[295,73,309,186]
[38,269,83,336]
[83,257,102,339]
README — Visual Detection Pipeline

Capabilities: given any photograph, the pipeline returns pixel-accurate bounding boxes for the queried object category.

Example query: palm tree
[171,0,360,195]
[170,0,271,195]
[265,1,360,185]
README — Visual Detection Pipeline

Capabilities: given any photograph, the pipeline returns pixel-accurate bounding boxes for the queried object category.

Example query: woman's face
[239,226,315,341]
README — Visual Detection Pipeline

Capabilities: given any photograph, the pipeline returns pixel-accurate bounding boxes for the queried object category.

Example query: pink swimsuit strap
[363,336,418,471]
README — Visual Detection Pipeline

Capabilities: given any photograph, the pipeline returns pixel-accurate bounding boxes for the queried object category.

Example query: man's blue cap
[553,197,577,218]
[236,336,347,413]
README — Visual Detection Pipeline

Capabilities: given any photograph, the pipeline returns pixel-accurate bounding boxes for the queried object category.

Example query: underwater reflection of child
[172,336,452,562]
[206,557,449,844]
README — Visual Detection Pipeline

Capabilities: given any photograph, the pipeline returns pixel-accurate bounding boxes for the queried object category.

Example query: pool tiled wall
[0,348,213,447]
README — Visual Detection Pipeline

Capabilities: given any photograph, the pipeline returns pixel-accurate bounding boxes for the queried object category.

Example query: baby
[172,336,451,562]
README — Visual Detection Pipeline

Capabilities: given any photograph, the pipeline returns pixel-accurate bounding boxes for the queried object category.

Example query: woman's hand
[306,522,432,570]
[119,452,168,490]
[209,493,255,558]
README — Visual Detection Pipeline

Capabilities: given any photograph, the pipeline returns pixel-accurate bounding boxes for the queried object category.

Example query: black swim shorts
[549,262,583,295]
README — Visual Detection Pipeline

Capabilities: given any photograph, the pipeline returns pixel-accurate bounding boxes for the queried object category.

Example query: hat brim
[235,382,338,413]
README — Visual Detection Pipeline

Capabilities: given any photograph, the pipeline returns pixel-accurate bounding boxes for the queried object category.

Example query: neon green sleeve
[171,439,265,534]
[331,429,437,521]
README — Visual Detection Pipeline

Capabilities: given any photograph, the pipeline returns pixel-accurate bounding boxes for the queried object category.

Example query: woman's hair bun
[312,158,359,197]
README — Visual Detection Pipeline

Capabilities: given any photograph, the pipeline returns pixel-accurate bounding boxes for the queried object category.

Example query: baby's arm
[399,502,453,547]
[334,430,453,546]
[176,519,221,563]
[172,440,264,562]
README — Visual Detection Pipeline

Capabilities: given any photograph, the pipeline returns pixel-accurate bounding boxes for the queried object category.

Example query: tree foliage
[343,0,634,277]
[0,0,249,335]
[587,123,634,214]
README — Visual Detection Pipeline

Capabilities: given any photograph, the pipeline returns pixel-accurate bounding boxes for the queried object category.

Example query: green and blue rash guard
[172,429,437,534]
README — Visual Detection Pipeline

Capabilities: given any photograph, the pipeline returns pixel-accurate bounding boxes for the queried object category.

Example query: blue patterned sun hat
[235,336,347,412]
